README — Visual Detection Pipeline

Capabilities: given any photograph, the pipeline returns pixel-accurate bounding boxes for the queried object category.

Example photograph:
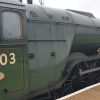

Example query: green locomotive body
[0,0,100,100]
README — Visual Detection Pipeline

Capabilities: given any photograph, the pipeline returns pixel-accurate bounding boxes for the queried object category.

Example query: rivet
[50,52,56,57]
[30,11,37,17]
[48,14,53,19]
[29,53,35,59]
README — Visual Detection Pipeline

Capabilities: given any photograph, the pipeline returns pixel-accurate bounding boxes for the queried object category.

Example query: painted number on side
[0,53,16,66]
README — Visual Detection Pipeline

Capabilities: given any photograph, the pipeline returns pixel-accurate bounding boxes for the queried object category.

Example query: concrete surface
[57,83,100,100]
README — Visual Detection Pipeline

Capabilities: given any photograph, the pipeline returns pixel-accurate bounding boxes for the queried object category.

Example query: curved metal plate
[26,5,73,23]
[68,11,95,26]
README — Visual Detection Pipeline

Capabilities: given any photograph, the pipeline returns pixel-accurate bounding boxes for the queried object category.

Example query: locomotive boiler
[0,0,100,100]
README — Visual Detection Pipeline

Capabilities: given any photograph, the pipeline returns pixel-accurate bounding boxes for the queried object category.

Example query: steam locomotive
[0,0,100,100]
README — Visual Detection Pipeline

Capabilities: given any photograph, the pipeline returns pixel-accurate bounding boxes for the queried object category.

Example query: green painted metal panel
[0,47,25,95]
[50,24,66,40]
[28,41,56,90]
[28,22,51,40]
[27,21,75,91]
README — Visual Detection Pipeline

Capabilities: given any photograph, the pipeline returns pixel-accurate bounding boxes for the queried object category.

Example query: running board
[79,67,100,76]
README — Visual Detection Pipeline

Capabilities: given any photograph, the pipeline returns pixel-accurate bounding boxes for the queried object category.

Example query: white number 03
[0,53,16,66]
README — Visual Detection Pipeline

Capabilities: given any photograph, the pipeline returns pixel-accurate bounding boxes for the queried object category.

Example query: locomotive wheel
[61,58,100,97]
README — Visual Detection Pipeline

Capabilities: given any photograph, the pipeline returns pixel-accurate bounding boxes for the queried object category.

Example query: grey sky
[22,0,100,18]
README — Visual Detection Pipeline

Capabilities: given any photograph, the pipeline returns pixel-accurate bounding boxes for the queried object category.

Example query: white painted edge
[57,82,100,100]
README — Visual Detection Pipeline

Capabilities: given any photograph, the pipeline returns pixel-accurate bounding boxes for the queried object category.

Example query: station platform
[57,83,100,100]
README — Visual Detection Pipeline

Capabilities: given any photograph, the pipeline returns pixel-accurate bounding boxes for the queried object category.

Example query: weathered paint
[0,0,100,100]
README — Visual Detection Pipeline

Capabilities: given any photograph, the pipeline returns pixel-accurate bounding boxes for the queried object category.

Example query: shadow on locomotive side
[0,0,100,100]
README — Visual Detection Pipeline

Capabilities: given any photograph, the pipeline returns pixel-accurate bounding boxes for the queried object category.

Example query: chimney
[27,0,33,4]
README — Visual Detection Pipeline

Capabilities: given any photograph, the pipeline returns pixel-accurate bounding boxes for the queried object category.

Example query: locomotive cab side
[0,0,29,100]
